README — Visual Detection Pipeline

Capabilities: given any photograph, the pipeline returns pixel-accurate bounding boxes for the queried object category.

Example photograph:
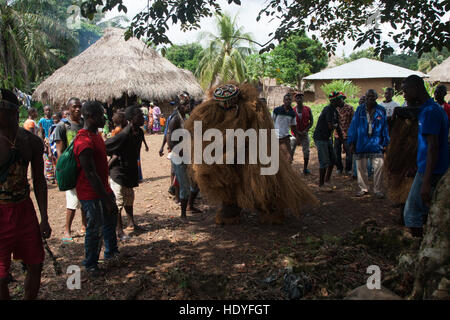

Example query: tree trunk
[297,74,303,91]
[410,169,450,299]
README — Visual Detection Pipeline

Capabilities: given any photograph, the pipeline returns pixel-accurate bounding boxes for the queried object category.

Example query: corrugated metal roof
[304,58,428,80]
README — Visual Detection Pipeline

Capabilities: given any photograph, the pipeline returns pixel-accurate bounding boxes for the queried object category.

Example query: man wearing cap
[334,93,355,176]
[272,93,299,163]
[313,91,344,189]
[0,89,51,299]
[348,89,390,198]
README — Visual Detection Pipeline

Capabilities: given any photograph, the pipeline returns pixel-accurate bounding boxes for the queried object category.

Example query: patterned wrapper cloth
[43,152,55,183]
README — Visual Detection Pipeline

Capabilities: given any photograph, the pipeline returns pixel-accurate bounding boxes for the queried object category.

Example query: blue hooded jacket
[347,104,390,154]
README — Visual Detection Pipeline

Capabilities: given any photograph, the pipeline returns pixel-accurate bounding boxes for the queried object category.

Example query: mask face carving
[213,84,240,112]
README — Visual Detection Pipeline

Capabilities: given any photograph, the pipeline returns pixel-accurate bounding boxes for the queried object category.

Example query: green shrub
[320,80,361,100]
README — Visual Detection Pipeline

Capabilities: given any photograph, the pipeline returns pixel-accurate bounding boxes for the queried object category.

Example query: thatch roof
[427,57,450,83]
[33,28,204,106]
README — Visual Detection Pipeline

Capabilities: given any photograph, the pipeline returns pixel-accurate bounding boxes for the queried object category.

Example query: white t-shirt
[380,100,400,117]
[272,106,297,139]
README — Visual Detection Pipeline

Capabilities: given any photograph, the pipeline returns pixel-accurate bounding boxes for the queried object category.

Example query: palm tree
[0,0,77,91]
[195,13,254,90]
[418,48,449,73]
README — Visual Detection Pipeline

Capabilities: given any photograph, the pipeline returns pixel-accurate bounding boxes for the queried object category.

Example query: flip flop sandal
[62,237,74,244]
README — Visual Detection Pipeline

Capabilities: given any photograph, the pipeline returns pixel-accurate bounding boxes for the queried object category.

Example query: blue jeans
[80,195,119,269]
[404,172,442,228]
[171,161,199,200]
[315,139,336,169]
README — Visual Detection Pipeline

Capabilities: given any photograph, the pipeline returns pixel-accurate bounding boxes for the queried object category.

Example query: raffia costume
[384,107,420,204]
[184,83,319,224]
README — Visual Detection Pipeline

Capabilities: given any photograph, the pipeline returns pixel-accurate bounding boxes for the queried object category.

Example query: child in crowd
[111,111,127,137]
[49,112,63,158]
[42,113,61,185]
[23,107,38,135]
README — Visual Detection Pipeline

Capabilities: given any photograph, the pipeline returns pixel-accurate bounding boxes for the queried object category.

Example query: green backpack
[56,138,78,191]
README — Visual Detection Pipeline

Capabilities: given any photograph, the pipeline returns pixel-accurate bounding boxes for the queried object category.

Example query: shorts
[66,188,81,210]
[315,139,336,169]
[109,179,135,209]
[0,198,45,278]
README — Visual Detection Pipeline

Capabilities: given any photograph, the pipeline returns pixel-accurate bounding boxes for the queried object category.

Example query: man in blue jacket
[348,89,390,198]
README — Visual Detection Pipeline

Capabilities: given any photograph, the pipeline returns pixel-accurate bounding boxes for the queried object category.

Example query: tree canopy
[334,47,449,72]
[194,13,253,89]
[417,47,450,73]
[80,0,449,57]
[0,0,131,91]
[0,0,78,90]
[382,52,419,71]
[265,32,328,88]
[164,43,203,74]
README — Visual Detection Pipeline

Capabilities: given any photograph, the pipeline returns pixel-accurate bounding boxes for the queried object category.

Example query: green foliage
[0,0,79,91]
[245,53,269,84]
[81,0,449,58]
[320,80,361,100]
[424,82,439,97]
[344,48,380,63]
[245,32,327,88]
[165,43,203,74]
[417,47,450,73]
[195,12,254,89]
[264,32,328,88]
[383,51,419,70]
[0,1,135,92]
[77,21,103,53]
[392,94,405,106]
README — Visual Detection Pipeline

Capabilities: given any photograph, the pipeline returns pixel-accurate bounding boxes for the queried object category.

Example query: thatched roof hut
[427,57,450,83]
[33,28,204,108]
[427,57,450,100]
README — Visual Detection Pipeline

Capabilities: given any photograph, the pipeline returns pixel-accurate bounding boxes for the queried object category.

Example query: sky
[102,0,405,57]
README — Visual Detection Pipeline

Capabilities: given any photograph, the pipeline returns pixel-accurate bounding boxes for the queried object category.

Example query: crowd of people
[0,87,205,299]
[0,74,449,299]
[273,76,449,238]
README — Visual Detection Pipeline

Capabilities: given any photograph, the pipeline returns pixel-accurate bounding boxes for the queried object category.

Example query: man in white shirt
[380,87,400,120]
[272,93,299,163]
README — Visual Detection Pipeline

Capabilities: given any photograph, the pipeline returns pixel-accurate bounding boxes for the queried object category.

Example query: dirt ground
[8,133,404,300]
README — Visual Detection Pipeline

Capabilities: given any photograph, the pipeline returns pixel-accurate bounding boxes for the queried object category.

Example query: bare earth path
[9,133,401,300]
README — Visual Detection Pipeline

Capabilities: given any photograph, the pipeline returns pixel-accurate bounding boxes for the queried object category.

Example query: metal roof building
[304,58,428,100]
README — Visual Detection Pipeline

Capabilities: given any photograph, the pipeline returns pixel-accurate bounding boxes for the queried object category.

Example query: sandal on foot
[62,237,74,244]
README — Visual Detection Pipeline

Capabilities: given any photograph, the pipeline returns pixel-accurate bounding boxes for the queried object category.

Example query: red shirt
[294,105,312,132]
[443,102,450,120]
[73,129,112,200]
